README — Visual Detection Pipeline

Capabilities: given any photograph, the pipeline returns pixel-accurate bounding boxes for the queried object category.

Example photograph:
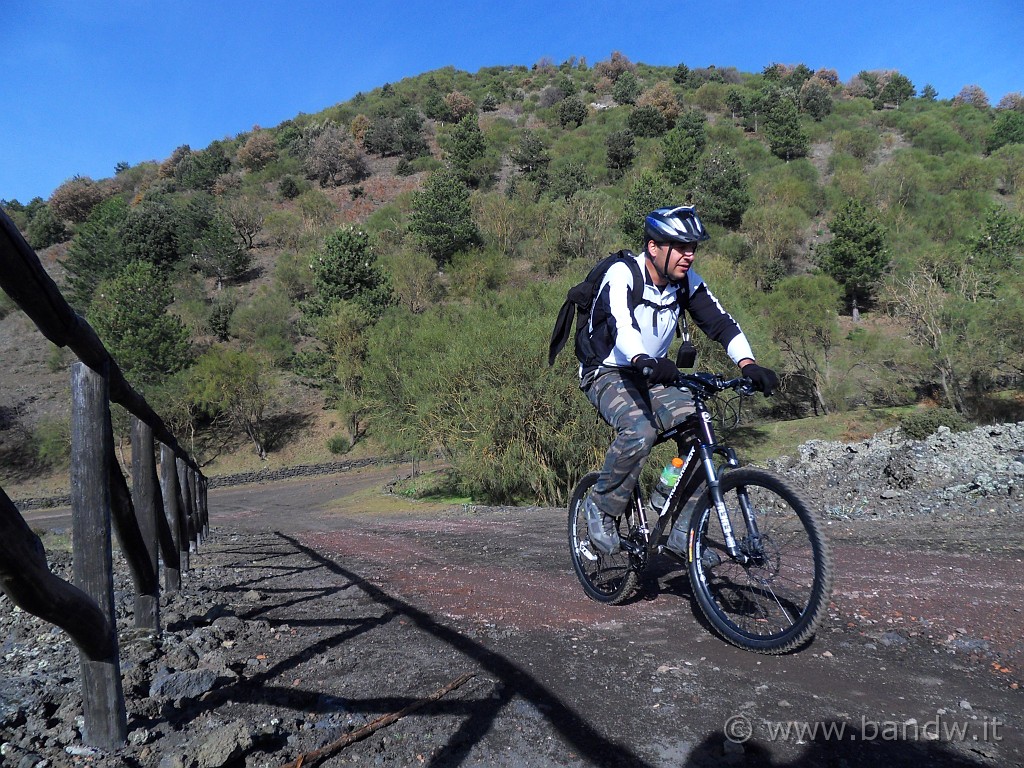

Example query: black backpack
[547,250,646,368]
[548,249,697,370]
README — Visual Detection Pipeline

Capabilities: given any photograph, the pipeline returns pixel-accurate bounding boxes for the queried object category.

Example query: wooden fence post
[70,362,127,749]
[108,462,159,630]
[130,419,160,631]
[151,442,180,593]
[200,476,210,539]
[177,457,197,554]
[187,469,202,546]
[160,444,188,572]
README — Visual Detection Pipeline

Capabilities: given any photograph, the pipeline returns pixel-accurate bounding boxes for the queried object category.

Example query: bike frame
[622,374,756,568]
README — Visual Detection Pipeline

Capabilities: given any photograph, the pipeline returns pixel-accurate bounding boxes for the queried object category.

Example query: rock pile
[2,456,416,765]
[0,546,364,768]
[768,422,1024,519]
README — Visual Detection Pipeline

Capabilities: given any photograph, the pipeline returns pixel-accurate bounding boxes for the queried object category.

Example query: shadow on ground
[165,532,1001,767]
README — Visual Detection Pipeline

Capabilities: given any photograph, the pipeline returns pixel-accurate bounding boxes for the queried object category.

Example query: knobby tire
[686,468,833,654]
[568,472,639,605]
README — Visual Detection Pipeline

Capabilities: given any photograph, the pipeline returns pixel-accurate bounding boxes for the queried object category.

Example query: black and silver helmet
[643,205,710,245]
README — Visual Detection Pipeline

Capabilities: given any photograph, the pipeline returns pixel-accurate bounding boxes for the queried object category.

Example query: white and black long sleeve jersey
[583,251,754,379]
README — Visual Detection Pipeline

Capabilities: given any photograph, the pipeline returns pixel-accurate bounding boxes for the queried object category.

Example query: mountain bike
[568,372,833,654]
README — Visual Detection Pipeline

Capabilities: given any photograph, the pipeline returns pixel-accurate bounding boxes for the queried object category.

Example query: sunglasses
[662,242,697,255]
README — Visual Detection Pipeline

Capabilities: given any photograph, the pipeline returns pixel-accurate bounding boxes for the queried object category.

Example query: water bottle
[650,457,684,515]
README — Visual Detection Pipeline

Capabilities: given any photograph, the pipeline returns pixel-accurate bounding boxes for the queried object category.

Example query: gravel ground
[2,422,1023,767]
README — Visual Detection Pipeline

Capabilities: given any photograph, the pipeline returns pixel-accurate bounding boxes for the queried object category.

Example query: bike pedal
[658,545,688,565]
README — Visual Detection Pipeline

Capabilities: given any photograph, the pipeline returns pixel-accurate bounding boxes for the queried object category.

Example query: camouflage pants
[584,368,694,518]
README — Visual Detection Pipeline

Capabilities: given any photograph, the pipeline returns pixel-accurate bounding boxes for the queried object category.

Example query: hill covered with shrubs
[2,53,1023,504]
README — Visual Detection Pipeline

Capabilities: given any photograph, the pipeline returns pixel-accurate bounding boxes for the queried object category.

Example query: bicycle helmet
[643,205,710,245]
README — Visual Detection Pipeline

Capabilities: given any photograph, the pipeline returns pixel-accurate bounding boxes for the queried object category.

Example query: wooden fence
[0,209,208,750]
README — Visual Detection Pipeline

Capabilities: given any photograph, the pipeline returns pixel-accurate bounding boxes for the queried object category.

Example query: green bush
[278,175,305,199]
[909,116,970,155]
[264,209,305,251]
[274,249,314,299]
[34,417,71,469]
[26,205,69,249]
[447,246,510,296]
[187,347,279,459]
[899,408,971,440]
[548,161,593,200]
[361,281,610,505]
[833,128,881,162]
[231,286,296,364]
[327,434,351,455]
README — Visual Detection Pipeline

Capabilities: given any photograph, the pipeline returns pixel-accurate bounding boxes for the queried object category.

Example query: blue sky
[2,0,1022,203]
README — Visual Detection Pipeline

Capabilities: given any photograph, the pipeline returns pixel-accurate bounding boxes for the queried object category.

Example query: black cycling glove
[632,354,679,386]
[742,363,779,396]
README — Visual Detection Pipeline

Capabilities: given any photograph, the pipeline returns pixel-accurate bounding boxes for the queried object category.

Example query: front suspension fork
[700,445,756,564]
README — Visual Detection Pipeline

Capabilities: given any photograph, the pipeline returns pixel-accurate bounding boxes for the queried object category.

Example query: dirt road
[186,467,1024,767]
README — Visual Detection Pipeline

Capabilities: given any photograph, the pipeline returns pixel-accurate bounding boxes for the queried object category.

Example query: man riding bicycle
[582,205,778,555]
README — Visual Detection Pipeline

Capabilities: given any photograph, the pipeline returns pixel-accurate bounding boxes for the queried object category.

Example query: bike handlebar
[675,371,756,397]
[637,368,759,397]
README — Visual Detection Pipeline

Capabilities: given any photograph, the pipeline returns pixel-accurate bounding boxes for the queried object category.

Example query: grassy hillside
[2,55,1023,503]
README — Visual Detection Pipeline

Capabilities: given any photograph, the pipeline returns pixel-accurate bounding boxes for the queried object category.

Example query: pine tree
[511,130,551,187]
[445,115,487,186]
[817,198,890,318]
[694,148,750,228]
[307,227,395,319]
[190,214,251,291]
[620,171,673,242]
[410,168,479,265]
[87,261,192,387]
[557,95,587,128]
[660,111,707,188]
[606,130,637,181]
[62,196,131,309]
[764,99,809,160]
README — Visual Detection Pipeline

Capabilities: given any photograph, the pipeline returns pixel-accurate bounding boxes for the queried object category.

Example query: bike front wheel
[687,468,833,653]
[568,472,639,605]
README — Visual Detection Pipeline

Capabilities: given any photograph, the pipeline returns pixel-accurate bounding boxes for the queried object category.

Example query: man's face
[650,241,697,282]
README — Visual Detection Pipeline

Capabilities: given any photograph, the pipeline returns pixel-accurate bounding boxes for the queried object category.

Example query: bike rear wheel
[568,472,639,605]
[687,468,832,653]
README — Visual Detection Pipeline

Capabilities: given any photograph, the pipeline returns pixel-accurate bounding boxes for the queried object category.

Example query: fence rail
[0,208,207,749]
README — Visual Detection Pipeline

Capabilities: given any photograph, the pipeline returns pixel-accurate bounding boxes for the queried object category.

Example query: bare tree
[953,84,990,109]
[237,130,278,171]
[223,197,266,249]
[49,176,106,223]
[636,81,681,125]
[304,123,369,186]
[444,91,477,122]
